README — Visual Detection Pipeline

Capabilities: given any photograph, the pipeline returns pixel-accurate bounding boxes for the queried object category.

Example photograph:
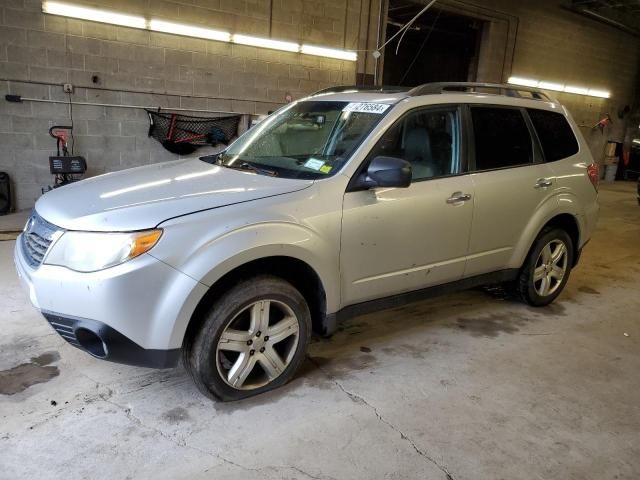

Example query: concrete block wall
[0,0,361,209]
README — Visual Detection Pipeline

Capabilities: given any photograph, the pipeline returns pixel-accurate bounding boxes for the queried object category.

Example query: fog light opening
[75,328,108,358]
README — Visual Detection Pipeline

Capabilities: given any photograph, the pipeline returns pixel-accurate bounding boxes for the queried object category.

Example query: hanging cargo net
[146,110,241,155]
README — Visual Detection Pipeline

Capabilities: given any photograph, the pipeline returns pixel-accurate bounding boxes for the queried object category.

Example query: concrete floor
[1,183,638,480]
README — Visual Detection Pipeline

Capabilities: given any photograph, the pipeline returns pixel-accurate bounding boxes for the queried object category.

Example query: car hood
[35,159,313,231]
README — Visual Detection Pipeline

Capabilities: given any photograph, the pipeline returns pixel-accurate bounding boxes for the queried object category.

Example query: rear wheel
[183,275,311,401]
[513,228,574,307]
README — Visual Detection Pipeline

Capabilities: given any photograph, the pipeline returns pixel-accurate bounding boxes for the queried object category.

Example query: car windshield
[209,100,391,179]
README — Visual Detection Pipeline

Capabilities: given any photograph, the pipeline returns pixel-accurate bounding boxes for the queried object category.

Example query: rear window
[471,107,533,170]
[527,109,579,161]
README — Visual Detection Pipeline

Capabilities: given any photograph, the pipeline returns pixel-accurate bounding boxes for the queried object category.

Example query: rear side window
[471,107,533,170]
[527,109,579,161]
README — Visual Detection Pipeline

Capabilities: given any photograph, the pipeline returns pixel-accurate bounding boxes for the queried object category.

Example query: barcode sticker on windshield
[343,103,390,114]
[304,158,325,170]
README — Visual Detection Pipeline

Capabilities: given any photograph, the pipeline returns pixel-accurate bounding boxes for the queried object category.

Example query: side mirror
[350,156,412,191]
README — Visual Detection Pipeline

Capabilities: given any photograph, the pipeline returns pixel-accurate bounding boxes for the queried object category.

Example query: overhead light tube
[148,19,230,42]
[301,44,358,61]
[232,34,299,52]
[43,0,146,28]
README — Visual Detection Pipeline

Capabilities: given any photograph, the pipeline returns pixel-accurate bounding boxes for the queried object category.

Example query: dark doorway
[382,1,484,87]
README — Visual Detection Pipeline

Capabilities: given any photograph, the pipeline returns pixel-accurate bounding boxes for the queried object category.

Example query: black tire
[183,275,311,401]
[513,227,574,307]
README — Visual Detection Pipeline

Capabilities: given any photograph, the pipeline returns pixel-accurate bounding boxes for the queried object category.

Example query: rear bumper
[42,311,180,368]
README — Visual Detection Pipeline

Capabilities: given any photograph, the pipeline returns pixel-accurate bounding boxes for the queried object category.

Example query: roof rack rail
[311,85,410,96]
[408,82,553,101]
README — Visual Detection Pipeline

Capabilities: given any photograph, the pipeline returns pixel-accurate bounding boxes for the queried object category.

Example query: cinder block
[0,26,27,46]
[0,62,29,81]
[87,119,120,136]
[135,76,166,91]
[66,35,102,55]
[5,8,44,30]
[44,16,82,35]
[166,49,194,67]
[115,26,150,46]
[134,46,165,65]
[29,66,68,83]
[81,22,117,41]
[119,120,149,137]
[179,96,208,110]
[164,79,195,95]
[71,104,107,120]
[120,149,151,168]
[8,45,47,67]
[86,55,119,74]
[8,81,49,99]
[101,40,136,60]
[26,30,65,50]
[47,50,85,70]
[0,132,33,151]
[86,88,121,104]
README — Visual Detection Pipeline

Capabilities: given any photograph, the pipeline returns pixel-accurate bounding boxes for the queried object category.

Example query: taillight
[587,163,599,191]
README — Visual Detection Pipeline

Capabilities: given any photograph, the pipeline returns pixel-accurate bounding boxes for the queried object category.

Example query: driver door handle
[446,192,472,204]
[535,178,553,188]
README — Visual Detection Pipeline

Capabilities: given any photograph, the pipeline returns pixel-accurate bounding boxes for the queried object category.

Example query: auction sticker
[304,158,325,170]
[343,103,390,114]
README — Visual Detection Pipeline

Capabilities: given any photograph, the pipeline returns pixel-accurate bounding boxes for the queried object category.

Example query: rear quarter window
[527,109,579,161]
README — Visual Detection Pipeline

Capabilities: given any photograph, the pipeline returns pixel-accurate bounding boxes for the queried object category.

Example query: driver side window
[370,107,460,181]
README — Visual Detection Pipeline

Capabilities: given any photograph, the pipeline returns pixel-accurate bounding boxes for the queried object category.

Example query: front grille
[21,212,61,268]
[43,313,81,348]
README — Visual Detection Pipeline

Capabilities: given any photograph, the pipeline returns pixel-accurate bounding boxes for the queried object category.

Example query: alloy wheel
[533,239,568,297]
[215,299,300,390]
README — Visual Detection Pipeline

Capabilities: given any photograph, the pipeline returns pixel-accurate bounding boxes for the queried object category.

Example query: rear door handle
[535,178,553,188]
[446,192,472,204]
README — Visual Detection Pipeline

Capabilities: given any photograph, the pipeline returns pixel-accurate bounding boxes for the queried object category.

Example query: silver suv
[15,83,599,401]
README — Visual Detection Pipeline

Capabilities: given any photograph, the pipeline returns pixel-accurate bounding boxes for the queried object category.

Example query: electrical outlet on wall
[63,83,74,94]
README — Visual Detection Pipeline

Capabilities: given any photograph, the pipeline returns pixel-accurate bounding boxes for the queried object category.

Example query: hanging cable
[399,7,442,85]
[375,0,436,55]
[67,91,75,155]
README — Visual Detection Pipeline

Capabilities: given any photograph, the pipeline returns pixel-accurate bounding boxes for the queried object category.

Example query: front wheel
[183,275,311,401]
[513,228,574,307]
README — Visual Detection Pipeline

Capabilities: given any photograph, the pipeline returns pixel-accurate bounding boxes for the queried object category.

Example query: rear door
[464,105,557,277]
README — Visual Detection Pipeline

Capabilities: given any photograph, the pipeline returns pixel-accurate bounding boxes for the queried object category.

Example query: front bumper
[14,233,208,367]
[42,311,180,368]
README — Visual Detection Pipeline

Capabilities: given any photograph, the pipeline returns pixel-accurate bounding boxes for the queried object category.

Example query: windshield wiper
[226,161,278,177]
[199,152,223,164]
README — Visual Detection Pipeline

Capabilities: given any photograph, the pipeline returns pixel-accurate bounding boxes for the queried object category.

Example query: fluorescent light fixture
[149,19,230,42]
[233,34,299,52]
[508,76,539,87]
[42,1,358,61]
[43,1,146,28]
[564,86,589,95]
[508,76,610,99]
[538,81,565,92]
[301,44,358,61]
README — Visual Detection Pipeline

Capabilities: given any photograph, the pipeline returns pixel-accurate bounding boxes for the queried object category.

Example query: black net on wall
[146,110,241,155]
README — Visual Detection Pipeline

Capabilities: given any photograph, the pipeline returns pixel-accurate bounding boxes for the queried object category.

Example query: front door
[340,106,474,306]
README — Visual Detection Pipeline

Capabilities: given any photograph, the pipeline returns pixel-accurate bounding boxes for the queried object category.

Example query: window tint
[471,107,533,170]
[369,108,459,180]
[527,109,579,161]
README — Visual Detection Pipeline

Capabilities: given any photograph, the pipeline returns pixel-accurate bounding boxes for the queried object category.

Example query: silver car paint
[15,91,598,351]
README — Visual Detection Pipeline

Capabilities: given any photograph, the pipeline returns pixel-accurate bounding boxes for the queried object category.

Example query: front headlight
[44,229,162,272]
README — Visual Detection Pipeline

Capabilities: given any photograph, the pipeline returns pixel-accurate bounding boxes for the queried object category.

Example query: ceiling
[562,0,640,35]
